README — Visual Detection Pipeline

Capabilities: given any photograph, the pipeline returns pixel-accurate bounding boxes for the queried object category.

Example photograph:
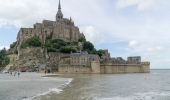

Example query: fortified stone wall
[17,28,35,46]
[126,65,142,73]
[58,65,91,74]
[57,53,100,74]
[57,61,150,74]
[100,64,126,74]
[141,62,150,73]
[100,62,150,74]
[91,61,100,74]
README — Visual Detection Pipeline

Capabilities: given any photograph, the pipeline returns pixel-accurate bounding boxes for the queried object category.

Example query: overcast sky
[0,0,170,69]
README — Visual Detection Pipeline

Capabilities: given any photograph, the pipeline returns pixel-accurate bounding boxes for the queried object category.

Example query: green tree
[97,49,105,58]
[83,41,94,52]
[45,38,80,53]
[51,39,67,46]
[47,47,57,52]
[60,46,77,53]
[0,48,10,70]
[78,36,86,42]
[10,42,17,49]
[27,36,42,47]
[21,36,42,48]
[45,39,68,52]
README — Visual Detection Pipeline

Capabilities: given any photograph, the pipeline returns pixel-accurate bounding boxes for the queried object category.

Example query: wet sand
[35,70,170,100]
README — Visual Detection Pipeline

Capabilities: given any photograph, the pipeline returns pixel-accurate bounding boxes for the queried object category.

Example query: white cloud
[163,59,170,64]
[147,46,163,53]
[80,26,113,44]
[0,0,58,27]
[116,0,156,11]
[128,40,138,49]
[80,26,97,42]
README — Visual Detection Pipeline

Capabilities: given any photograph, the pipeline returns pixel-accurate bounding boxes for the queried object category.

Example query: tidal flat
[0,70,170,100]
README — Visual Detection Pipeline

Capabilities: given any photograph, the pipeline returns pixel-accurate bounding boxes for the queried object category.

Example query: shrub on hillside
[21,36,42,48]
[0,48,10,69]
[59,46,77,53]
[10,42,17,49]
[83,41,95,52]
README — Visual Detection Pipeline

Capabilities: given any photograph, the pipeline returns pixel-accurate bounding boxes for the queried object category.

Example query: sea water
[1,70,170,100]
[34,70,170,100]
[0,72,72,100]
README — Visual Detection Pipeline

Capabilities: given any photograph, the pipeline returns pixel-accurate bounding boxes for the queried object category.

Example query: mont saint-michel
[4,0,150,74]
[5,0,170,100]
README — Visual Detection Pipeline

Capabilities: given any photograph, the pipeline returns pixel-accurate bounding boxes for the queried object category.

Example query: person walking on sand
[45,70,47,75]
[17,71,20,78]
[14,71,17,77]
[10,71,12,76]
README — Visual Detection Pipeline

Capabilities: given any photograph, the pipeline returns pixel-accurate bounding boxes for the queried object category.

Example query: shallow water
[35,70,170,100]
[1,70,170,100]
[0,72,72,100]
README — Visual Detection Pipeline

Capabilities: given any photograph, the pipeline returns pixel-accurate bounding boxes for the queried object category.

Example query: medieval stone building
[17,0,83,51]
[8,0,150,74]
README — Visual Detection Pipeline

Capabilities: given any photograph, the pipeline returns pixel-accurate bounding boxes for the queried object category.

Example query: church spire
[56,0,63,21]
[58,0,61,10]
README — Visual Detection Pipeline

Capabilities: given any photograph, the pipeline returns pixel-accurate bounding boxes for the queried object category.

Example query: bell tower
[56,0,63,21]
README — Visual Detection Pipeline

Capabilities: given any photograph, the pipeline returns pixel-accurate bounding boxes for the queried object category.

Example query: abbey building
[17,0,83,48]
[7,0,150,74]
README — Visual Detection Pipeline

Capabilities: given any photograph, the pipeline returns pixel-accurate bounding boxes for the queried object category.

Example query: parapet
[34,23,42,29]
[127,56,141,64]
[43,20,55,27]
[141,62,150,65]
